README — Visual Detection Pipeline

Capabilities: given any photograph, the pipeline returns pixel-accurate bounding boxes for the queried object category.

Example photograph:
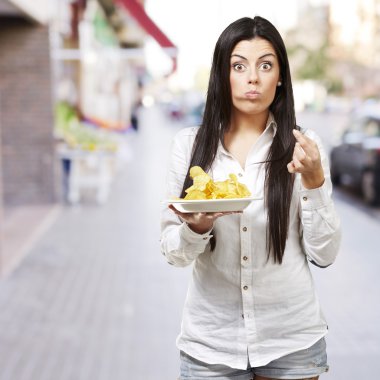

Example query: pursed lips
[244,90,260,98]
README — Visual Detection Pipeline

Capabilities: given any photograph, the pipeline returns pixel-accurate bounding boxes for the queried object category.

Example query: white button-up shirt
[160,116,341,369]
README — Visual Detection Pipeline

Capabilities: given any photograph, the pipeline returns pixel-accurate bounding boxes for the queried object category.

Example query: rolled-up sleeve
[160,128,212,267]
[298,130,342,268]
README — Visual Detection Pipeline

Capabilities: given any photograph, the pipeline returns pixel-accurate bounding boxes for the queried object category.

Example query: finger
[169,204,197,221]
[293,128,308,142]
[211,212,224,219]
[169,204,182,214]
[196,211,243,221]
[294,142,306,161]
[287,161,296,173]
[168,204,178,213]
[294,133,322,167]
[168,204,186,219]
[292,144,307,167]
[215,211,240,217]
[205,212,228,219]
[216,210,243,216]
[293,129,316,155]
[292,154,304,171]
[169,206,243,222]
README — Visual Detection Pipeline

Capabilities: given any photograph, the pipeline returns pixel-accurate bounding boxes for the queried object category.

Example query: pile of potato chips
[182,166,251,200]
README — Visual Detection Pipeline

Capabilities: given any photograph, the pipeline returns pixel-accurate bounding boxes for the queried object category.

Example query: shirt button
[202,237,208,240]
[243,285,248,290]
[243,256,248,261]
[303,196,308,201]
[238,173,243,177]
[242,227,247,232]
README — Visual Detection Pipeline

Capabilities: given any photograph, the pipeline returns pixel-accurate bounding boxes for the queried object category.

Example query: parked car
[330,105,380,205]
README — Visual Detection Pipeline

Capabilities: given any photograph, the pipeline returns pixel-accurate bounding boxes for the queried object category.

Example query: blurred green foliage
[296,42,329,81]
[287,39,344,95]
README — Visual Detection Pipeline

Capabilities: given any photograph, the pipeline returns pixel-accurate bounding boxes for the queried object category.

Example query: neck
[229,109,270,134]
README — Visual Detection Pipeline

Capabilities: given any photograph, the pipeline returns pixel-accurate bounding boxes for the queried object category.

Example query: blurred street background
[0,0,380,379]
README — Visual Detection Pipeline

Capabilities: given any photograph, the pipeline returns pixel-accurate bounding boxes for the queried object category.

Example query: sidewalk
[0,106,188,380]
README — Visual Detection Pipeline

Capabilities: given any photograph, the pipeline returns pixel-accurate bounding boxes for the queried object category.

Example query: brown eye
[233,63,246,72]
[260,62,272,71]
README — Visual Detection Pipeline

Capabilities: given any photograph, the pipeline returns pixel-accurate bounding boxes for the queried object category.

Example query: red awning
[115,0,177,73]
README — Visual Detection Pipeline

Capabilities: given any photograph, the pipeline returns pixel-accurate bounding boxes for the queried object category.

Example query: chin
[233,100,272,115]
[237,106,269,116]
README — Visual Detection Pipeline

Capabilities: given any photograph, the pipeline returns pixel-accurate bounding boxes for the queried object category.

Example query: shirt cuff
[299,181,331,210]
[180,222,213,244]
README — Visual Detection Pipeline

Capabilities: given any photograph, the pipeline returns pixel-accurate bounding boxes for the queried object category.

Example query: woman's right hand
[168,204,241,234]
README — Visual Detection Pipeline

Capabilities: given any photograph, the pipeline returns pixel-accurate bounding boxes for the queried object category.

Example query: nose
[248,68,259,84]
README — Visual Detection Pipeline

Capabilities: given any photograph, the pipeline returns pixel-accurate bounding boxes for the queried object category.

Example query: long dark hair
[180,16,297,264]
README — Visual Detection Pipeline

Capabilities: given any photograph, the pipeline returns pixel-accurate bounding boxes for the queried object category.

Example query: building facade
[329,0,380,97]
[0,0,56,275]
[0,0,177,276]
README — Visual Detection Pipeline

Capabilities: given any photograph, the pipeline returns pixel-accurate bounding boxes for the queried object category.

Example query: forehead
[231,38,276,59]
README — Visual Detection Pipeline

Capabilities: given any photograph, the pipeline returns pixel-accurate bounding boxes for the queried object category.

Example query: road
[0,106,378,380]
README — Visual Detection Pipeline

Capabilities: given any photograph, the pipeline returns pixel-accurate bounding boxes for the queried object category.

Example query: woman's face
[229,38,280,117]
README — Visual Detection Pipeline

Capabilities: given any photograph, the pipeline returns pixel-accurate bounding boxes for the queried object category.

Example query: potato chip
[183,166,251,199]
[183,190,208,200]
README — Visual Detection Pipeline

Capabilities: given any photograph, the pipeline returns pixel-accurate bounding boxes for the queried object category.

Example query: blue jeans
[179,337,329,379]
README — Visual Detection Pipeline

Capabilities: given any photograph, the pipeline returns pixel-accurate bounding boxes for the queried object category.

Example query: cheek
[269,76,279,90]
[265,77,280,98]
[230,75,239,95]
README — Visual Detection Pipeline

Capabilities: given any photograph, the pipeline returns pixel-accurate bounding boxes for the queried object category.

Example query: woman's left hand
[287,129,325,189]
[168,204,240,234]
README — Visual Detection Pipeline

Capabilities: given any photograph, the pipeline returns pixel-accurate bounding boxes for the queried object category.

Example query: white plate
[164,197,256,213]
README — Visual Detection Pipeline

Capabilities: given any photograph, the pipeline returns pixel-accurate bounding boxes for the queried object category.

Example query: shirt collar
[266,111,277,134]
[218,112,277,157]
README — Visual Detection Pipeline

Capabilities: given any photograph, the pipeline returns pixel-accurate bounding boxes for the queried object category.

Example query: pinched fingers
[287,143,306,173]
[288,130,322,174]
[290,142,309,171]
[293,129,321,160]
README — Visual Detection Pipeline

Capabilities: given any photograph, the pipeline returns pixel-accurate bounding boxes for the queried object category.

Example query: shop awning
[115,0,177,73]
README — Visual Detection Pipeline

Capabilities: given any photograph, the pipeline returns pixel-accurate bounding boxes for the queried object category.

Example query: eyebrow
[230,53,276,61]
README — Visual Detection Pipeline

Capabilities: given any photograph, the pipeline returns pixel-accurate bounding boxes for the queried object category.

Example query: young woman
[160,16,341,380]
